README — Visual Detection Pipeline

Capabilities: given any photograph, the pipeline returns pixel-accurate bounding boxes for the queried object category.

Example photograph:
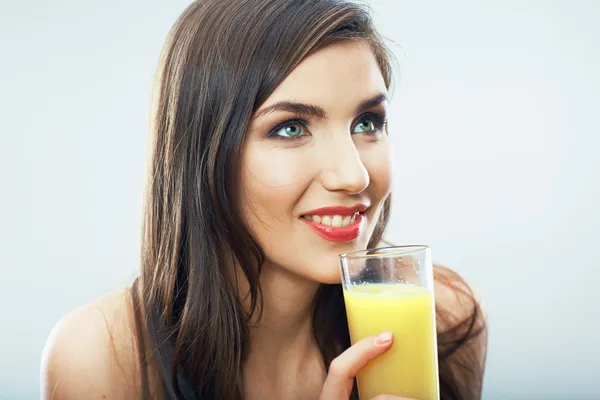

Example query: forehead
[261,41,387,112]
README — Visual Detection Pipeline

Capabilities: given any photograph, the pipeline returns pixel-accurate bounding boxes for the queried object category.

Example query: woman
[41,0,487,399]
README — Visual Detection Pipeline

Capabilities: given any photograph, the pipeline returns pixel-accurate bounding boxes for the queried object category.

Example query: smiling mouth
[300,212,365,243]
[301,212,360,228]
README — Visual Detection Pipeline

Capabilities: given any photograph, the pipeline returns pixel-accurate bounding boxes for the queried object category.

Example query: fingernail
[376,331,392,345]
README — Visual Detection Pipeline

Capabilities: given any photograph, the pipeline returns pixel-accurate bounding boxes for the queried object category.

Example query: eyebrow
[254,92,388,119]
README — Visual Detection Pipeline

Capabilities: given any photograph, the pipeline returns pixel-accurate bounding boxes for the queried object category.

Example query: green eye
[275,123,304,138]
[354,119,376,133]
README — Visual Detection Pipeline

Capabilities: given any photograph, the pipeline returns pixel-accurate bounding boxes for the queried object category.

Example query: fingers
[319,332,393,400]
[329,332,393,383]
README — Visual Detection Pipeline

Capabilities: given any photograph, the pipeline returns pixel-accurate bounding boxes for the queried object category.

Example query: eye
[353,118,376,134]
[352,113,386,135]
[277,123,304,138]
[268,118,309,140]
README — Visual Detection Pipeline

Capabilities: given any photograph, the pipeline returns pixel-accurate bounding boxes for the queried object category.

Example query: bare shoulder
[41,286,140,400]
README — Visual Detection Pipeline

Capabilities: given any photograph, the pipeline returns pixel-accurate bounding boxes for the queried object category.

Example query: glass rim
[339,244,429,260]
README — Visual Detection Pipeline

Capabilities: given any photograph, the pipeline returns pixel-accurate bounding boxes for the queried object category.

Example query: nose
[319,137,370,194]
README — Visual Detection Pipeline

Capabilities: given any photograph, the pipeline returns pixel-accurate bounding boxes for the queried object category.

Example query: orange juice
[343,284,439,400]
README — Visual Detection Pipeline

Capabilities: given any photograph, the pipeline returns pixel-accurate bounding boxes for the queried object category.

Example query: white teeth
[342,215,352,227]
[331,215,343,227]
[305,213,359,227]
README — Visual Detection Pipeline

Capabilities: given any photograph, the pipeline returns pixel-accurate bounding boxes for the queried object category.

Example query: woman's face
[241,41,392,284]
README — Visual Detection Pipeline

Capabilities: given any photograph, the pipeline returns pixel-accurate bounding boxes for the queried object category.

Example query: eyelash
[266,112,388,140]
[266,116,312,140]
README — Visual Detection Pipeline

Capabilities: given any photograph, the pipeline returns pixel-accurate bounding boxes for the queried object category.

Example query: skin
[240,41,394,399]
[241,40,392,285]
[41,42,486,400]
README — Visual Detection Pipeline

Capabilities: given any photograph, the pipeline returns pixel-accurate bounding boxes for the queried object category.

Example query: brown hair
[133,0,484,399]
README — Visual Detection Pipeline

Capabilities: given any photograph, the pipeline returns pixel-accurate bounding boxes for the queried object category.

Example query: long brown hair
[133,1,484,399]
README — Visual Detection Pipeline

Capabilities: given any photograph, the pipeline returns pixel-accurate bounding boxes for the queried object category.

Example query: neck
[237,262,326,399]
[248,263,320,354]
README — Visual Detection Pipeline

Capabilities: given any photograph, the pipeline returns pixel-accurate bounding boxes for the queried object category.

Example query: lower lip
[301,214,364,243]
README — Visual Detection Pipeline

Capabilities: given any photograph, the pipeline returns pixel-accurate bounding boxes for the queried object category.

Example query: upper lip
[301,204,369,217]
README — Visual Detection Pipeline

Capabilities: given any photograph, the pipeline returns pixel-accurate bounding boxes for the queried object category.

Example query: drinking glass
[339,245,439,400]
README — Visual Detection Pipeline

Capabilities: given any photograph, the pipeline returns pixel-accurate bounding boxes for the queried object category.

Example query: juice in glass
[343,284,439,400]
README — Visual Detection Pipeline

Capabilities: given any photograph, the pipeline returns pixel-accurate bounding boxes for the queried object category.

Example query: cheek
[240,142,313,239]
[245,147,304,188]
[362,139,393,199]
[359,140,393,244]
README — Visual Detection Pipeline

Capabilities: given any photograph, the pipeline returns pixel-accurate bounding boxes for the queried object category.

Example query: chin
[303,244,360,285]
[314,269,343,285]
[267,234,375,285]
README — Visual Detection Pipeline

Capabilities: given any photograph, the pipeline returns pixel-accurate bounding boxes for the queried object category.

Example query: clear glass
[339,245,440,400]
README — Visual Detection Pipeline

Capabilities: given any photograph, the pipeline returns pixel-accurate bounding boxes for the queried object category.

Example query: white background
[1,1,599,399]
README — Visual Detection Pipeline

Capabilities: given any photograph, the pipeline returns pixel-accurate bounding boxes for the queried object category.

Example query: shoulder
[40,287,140,400]
[433,265,488,398]
[433,265,487,333]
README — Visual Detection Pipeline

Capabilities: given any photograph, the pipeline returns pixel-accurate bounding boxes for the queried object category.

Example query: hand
[318,332,414,400]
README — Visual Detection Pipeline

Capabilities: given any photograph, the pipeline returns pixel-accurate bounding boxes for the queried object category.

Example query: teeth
[305,213,359,227]
[331,215,343,227]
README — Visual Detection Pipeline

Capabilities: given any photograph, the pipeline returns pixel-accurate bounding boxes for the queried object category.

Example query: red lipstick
[300,204,368,243]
